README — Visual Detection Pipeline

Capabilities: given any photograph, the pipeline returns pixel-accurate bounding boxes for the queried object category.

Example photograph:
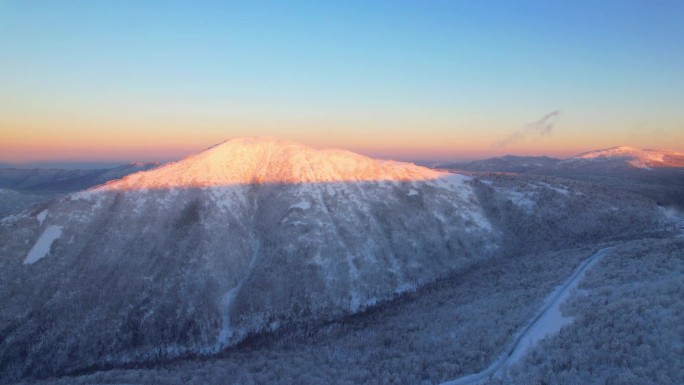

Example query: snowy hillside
[561,146,684,170]
[96,137,443,189]
[0,137,671,383]
[0,137,497,382]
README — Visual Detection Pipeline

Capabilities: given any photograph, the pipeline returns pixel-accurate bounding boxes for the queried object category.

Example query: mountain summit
[96,137,441,191]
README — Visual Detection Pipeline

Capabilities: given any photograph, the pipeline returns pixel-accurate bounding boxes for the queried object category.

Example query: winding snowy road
[441,246,614,385]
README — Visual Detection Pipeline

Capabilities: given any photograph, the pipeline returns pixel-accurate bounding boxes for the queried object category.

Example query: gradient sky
[1,0,683,164]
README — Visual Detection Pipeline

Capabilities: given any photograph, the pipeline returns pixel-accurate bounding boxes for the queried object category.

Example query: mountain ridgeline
[0,138,672,383]
[0,162,159,216]
[443,146,684,210]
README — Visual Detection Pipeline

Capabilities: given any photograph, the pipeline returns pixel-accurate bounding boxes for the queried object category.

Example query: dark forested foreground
[18,238,684,385]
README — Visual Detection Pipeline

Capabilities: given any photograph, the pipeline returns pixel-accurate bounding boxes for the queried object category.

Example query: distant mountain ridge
[564,146,684,169]
[0,162,159,216]
[441,146,684,209]
[444,146,684,173]
[440,155,561,173]
[0,162,159,193]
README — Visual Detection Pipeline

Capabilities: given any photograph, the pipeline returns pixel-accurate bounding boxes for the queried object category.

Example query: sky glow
[1,1,683,164]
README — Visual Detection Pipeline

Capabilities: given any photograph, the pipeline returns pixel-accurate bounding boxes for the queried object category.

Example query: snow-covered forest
[16,239,683,385]
[491,238,684,385]
[1,139,682,385]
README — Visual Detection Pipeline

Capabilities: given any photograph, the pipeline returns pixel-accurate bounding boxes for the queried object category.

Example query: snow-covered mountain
[0,137,669,383]
[443,146,684,174]
[559,146,684,170]
[95,137,451,189]
[440,146,684,209]
[0,137,498,381]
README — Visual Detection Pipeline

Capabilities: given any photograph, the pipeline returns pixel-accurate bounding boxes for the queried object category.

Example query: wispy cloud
[494,110,561,147]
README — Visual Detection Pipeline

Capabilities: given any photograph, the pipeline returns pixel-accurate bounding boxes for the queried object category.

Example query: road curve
[441,246,614,385]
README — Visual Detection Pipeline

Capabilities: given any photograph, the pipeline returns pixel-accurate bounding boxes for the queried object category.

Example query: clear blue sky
[1,0,683,163]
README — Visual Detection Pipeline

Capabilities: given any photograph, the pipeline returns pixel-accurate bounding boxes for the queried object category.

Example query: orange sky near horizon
[3,116,682,164]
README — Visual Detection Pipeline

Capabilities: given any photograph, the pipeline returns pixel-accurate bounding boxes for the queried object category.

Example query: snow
[71,136,493,238]
[24,225,63,264]
[505,190,536,210]
[566,146,684,169]
[36,210,48,225]
[504,248,609,366]
[433,173,473,195]
[290,199,311,210]
[441,247,613,385]
[69,190,98,201]
[61,137,492,236]
[661,207,684,236]
[507,289,573,363]
[8,136,497,357]
[212,239,263,352]
[92,137,447,192]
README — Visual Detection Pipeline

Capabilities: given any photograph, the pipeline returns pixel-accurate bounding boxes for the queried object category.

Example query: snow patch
[24,225,63,264]
[505,190,536,210]
[407,189,419,196]
[661,206,684,235]
[212,240,262,351]
[428,173,478,204]
[36,210,48,226]
[69,190,98,201]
